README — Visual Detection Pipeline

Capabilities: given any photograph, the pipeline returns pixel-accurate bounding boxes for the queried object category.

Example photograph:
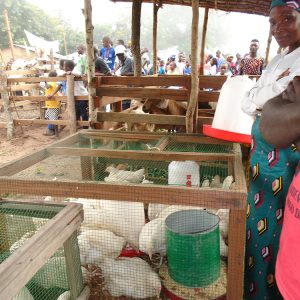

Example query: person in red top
[261,74,300,300]
[240,39,264,75]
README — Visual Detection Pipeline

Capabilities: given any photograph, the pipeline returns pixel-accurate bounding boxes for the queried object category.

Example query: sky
[27,0,279,59]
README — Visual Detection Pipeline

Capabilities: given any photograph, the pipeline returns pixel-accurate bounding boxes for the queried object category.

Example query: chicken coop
[0,200,88,300]
[0,131,247,300]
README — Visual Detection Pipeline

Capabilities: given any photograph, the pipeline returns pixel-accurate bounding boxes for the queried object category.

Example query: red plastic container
[203,124,251,144]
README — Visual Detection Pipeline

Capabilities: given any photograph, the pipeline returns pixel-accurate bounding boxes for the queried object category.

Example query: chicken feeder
[165,209,220,287]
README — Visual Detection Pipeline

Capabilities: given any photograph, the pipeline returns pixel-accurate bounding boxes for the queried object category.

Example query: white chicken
[216,209,229,240]
[101,257,161,299]
[104,166,145,184]
[201,178,210,187]
[78,229,126,266]
[222,175,234,189]
[220,235,228,258]
[139,218,166,258]
[12,287,34,300]
[56,291,71,300]
[210,175,222,188]
[148,203,169,220]
[69,198,145,247]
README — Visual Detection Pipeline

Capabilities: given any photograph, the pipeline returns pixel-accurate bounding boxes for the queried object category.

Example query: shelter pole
[186,0,199,133]
[3,10,15,60]
[199,7,209,75]
[131,0,142,76]
[50,48,54,71]
[265,29,272,67]
[67,75,77,134]
[84,0,96,124]
[63,31,68,56]
[0,70,14,139]
[152,3,160,75]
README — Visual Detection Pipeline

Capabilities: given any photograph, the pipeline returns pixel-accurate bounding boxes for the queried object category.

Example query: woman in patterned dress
[242,1,300,299]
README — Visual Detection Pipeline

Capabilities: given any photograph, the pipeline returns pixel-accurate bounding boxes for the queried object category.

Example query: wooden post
[199,7,209,75]
[84,0,96,124]
[0,70,14,139]
[186,0,199,133]
[63,31,68,56]
[131,0,142,76]
[3,10,15,60]
[67,75,77,134]
[50,48,54,71]
[265,29,272,67]
[152,3,160,75]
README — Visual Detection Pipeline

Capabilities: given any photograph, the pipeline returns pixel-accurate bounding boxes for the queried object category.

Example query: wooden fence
[0,71,258,138]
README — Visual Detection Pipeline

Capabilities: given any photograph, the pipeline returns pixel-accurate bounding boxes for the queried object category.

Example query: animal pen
[0,131,247,299]
[0,0,274,299]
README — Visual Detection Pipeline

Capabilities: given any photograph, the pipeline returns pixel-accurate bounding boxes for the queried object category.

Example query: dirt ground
[0,125,70,167]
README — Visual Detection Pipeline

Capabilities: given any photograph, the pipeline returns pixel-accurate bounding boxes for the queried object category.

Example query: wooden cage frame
[0,131,247,299]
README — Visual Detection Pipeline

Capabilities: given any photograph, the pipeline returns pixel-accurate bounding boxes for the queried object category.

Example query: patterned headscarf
[270,0,300,11]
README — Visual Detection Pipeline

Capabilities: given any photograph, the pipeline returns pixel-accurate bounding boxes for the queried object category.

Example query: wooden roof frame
[111,0,272,16]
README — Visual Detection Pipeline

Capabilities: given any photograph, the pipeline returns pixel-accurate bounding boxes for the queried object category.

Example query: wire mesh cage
[0,201,85,300]
[0,131,247,300]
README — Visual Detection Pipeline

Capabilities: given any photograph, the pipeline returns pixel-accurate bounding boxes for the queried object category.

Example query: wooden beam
[47,146,234,162]
[198,75,227,89]
[186,0,199,133]
[265,28,272,66]
[97,75,191,87]
[10,84,40,92]
[131,0,142,76]
[13,119,89,127]
[84,0,96,123]
[3,10,15,60]
[0,71,14,139]
[199,7,209,75]
[0,148,50,176]
[0,178,246,210]
[0,202,83,299]
[10,95,89,101]
[152,3,160,75]
[96,86,189,100]
[97,111,186,125]
[198,90,220,102]
[67,75,77,134]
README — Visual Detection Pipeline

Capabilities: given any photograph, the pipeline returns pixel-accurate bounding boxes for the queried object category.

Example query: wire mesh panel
[0,131,247,300]
[0,201,84,300]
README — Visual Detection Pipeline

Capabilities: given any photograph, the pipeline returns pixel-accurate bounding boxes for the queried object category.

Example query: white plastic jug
[168,161,200,187]
[212,76,255,135]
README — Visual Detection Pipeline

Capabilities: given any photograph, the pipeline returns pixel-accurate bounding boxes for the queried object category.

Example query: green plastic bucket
[165,209,220,288]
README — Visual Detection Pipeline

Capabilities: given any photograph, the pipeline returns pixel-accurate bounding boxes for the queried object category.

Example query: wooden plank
[13,119,89,126]
[0,178,246,210]
[97,112,186,125]
[47,146,235,162]
[97,75,191,87]
[96,87,189,100]
[5,70,40,76]
[10,95,88,101]
[10,84,40,91]
[0,202,83,299]
[198,90,220,102]
[7,76,84,83]
[64,232,84,298]
[227,209,246,300]
[198,75,227,89]
[0,148,50,176]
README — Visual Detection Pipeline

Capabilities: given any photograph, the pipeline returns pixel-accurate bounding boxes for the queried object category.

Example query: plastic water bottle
[168,161,200,187]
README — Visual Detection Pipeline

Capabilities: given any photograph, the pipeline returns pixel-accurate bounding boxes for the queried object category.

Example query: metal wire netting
[0,132,246,300]
[0,202,83,300]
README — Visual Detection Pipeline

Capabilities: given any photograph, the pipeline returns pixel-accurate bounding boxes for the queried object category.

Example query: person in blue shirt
[184,60,191,75]
[99,36,115,71]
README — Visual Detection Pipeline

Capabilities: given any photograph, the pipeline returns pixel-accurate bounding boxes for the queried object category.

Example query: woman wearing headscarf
[242,1,300,299]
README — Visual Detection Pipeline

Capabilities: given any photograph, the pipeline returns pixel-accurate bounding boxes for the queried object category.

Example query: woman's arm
[260,77,300,148]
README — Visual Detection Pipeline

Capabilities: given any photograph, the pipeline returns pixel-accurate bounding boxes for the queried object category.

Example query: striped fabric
[271,0,300,11]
